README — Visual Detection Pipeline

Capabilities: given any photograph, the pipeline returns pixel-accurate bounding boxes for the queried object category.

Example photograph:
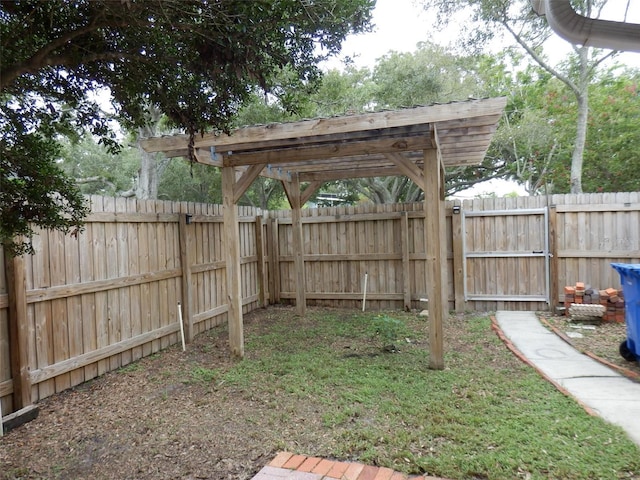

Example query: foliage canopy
[0,0,373,254]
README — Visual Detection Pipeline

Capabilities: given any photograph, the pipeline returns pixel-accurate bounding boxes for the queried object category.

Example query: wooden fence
[0,197,264,419]
[2,192,639,417]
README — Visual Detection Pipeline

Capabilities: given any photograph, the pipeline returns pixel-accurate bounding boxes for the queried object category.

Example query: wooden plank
[424,148,445,370]
[451,202,465,311]
[141,98,507,152]
[273,218,282,303]
[166,201,181,338]
[178,209,194,342]
[193,203,204,332]
[192,304,230,324]
[274,211,406,224]
[202,203,213,329]
[63,224,84,388]
[4,250,32,408]
[126,197,143,362]
[146,200,161,354]
[31,230,55,400]
[71,218,97,385]
[29,323,180,385]
[136,200,152,357]
[385,153,424,189]
[548,205,559,310]
[266,218,275,304]
[233,163,265,203]
[300,181,323,206]
[85,212,180,223]
[401,212,411,311]
[115,197,132,367]
[555,203,640,213]
[558,250,640,258]
[255,215,266,307]
[222,166,244,358]
[51,229,71,392]
[225,135,435,166]
[284,174,306,316]
[278,253,402,262]
[0,379,13,398]
[103,196,121,371]
[155,201,172,349]
[26,269,182,303]
[279,292,405,300]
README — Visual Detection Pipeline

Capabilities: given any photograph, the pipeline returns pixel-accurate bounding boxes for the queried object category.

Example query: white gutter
[532,0,640,52]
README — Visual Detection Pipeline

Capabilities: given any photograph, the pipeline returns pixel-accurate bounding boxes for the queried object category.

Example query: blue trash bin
[611,263,640,362]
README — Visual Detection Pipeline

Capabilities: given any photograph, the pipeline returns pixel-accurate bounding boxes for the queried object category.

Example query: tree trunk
[135,146,161,199]
[570,92,588,194]
[570,48,590,194]
[134,105,169,200]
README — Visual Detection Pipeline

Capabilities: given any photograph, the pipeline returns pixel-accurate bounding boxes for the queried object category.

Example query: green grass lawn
[222,309,640,479]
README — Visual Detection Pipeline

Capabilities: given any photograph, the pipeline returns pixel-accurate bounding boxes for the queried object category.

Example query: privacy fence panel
[1,197,263,416]
[270,202,452,311]
[552,192,640,296]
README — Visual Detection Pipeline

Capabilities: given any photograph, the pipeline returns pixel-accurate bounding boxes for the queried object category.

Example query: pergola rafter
[141,97,508,369]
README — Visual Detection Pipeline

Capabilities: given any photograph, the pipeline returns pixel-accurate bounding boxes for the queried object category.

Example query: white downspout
[532,0,640,52]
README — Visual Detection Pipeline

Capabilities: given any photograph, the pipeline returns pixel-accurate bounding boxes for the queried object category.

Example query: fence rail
[2,192,639,417]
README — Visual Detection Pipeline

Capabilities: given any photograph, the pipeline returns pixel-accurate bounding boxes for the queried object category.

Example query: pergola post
[222,165,244,358]
[283,173,306,316]
[424,147,447,370]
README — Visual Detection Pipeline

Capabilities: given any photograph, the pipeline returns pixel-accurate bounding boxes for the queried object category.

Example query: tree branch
[500,20,579,95]
[0,2,146,91]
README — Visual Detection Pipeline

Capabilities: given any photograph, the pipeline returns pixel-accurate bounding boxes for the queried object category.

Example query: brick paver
[250,452,451,480]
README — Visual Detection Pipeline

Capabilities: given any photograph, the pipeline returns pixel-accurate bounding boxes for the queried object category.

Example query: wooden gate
[462,208,550,303]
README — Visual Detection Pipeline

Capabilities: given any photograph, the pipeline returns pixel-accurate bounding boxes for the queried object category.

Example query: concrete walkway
[495,310,640,447]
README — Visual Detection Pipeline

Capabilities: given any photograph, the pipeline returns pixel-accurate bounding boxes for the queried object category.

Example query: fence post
[255,214,266,307]
[178,205,193,342]
[400,212,411,311]
[4,248,32,409]
[451,201,466,312]
[548,204,559,311]
[267,218,280,304]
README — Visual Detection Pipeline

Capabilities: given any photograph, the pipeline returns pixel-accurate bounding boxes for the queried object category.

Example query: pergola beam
[224,135,433,166]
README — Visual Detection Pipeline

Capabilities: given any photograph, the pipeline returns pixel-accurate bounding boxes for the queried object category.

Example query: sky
[323,0,531,197]
[324,0,640,72]
[321,0,640,198]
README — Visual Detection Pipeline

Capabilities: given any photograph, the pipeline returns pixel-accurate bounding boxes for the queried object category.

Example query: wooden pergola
[141,97,507,369]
